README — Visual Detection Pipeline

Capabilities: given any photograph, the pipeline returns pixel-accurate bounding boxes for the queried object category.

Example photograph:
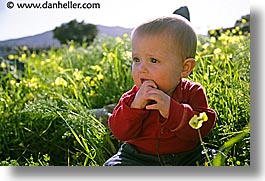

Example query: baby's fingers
[141,80,157,89]
[146,103,169,118]
[145,103,159,110]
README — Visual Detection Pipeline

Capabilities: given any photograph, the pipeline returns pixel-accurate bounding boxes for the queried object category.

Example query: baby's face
[131,34,183,96]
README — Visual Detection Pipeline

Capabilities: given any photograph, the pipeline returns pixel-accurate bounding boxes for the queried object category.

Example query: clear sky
[0,0,250,41]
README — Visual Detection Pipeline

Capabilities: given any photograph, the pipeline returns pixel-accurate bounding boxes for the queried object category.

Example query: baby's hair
[131,15,197,61]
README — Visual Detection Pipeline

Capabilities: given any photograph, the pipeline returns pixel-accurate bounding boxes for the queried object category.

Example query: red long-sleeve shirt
[108,79,216,155]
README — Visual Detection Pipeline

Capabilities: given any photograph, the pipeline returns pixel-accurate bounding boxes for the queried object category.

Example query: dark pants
[104,143,214,166]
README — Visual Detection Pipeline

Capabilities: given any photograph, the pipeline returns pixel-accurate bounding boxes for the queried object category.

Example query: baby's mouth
[140,79,148,84]
[140,79,158,89]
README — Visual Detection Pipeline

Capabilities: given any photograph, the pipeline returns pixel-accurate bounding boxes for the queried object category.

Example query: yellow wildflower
[57,66,64,74]
[90,80,96,87]
[213,48,222,54]
[189,112,208,129]
[209,30,215,35]
[22,46,28,51]
[20,53,27,61]
[69,45,75,52]
[202,43,209,50]
[10,80,16,85]
[96,73,104,81]
[89,90,95,96]
[241,19,247,24]
[57,56,63,61]
[73,69,83,80]
[55,77,68,87]
[91,65,102,72]
[116,37,122,43]
[31,53,36,58]
[28,77,39,89]
[123,33,129,38]
[210,36,216,43]
[84,76,91,83]
[8,54,15,60]
[1,61,7,69]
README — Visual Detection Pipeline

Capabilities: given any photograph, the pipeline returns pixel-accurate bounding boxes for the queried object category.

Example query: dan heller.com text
[16,1,101,9]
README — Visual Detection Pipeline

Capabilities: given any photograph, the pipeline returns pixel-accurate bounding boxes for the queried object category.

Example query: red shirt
[108,79,216,155]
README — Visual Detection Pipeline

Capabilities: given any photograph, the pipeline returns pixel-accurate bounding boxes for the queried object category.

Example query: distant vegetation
[208,14,250,38]
[0,20,131,59]
[53,19,98,46]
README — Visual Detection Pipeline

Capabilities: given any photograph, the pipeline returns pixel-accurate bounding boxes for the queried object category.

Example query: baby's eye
[133,57,140,62]
[150,58,158,63]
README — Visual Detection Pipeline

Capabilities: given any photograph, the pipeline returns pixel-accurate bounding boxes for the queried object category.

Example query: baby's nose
[139,61,148,73]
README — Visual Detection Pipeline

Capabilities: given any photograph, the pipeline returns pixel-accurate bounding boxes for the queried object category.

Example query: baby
[104,15,216,166]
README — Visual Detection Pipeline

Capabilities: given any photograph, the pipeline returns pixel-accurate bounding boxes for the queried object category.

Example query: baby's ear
[180,58,195,78]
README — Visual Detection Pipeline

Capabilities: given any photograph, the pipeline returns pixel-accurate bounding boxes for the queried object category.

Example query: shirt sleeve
[108,88,150,141]
[160,82,216,141]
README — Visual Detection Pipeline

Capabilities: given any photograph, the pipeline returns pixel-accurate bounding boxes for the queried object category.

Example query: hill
[0,25,133,58]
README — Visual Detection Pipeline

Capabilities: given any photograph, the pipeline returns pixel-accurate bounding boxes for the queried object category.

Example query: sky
[0,0,250,41]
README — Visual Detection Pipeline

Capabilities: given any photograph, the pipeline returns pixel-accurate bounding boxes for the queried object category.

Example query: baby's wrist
[130,100,145,109]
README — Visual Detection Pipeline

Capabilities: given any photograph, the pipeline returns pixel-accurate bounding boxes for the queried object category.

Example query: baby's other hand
[130,80,157,109]
[145,88,170,119]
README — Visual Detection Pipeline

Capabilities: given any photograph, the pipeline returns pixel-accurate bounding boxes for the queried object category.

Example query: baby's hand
[130,80,157,110]
[145,88,170,119]
[131,80,170,119]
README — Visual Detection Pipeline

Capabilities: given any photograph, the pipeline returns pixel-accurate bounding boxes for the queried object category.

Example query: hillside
[0,25,133,57]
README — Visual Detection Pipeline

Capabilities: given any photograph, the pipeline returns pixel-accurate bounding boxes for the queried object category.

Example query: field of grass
[0,30,250,166]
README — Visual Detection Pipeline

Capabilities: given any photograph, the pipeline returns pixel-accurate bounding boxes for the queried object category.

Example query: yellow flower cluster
[73,69,83,80]
[54,77,67,87]
[22,77,39,89]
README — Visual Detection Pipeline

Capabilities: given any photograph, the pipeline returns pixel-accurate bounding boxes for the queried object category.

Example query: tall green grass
[192,34,250,166]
